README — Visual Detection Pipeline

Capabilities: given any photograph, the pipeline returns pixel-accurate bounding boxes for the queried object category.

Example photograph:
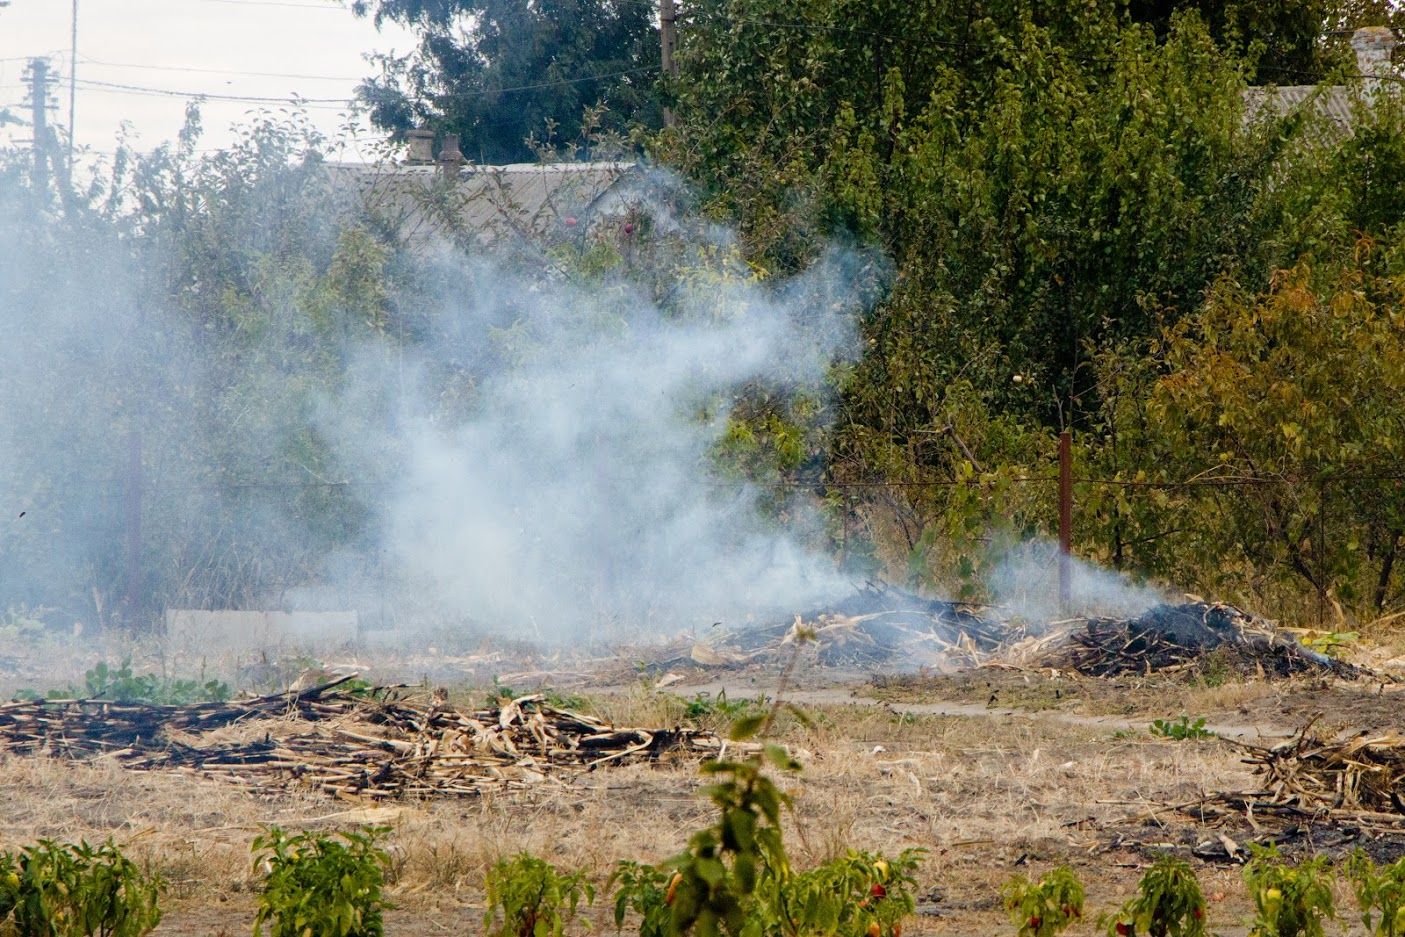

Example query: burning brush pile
[0,676,721,800]
[687,581,1004,670]
[681,582,1366,681]
[1046,601,1363,679]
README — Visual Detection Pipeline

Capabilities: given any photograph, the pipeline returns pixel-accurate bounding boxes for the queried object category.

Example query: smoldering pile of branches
[682,581,1004,670]
[1050,602,1362,679]
[0,677,722,800]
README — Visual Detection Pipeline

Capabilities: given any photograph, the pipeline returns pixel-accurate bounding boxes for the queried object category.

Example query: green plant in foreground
[1149,716,1214,741]
[1103,855,1208,936]
[251,826,389,937]
[0,839,162,937]
[609,705,922,937]
[1243,844,1334,937]
[1346,850,1405,935]
[484,854,593,937]
[1004,867,1084,937]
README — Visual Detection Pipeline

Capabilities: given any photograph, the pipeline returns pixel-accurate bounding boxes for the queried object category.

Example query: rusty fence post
[1058,430,1072,613]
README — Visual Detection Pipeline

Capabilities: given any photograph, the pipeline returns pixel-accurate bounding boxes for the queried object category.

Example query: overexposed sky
[0,0,415,160]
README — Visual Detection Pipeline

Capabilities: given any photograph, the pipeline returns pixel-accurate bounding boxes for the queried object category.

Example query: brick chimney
[437,132,464,179]
[1352,26,1397,94]
[405,127,434,165]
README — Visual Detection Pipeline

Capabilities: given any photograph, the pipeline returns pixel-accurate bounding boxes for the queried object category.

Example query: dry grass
[2,674,1393,937]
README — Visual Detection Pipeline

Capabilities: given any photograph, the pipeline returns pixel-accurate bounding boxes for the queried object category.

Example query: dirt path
[665,680,1292,741]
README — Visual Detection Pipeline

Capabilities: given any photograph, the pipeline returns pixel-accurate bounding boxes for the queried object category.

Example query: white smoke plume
[330,243,873,640]
[987,540,1172,626]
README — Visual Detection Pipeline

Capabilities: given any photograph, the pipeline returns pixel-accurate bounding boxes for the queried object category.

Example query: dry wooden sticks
[0,679,723,801]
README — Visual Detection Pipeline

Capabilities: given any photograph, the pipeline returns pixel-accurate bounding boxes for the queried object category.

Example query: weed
[484,854,593,937]
[14,660,231,705]
[610,862,674,937]
[1346,850,1405,935]
[485,679,590,712]
[84,660,231,704]
[251,827,390,937]
[680,691,762,722]
[0,605,50,643]
[1149,716,1214,741]
[0,839,163,937]
[1102,854,1208,936]
[1004,867,1084,936]
[1242,844,1334,937]
[1296,630,1360,658]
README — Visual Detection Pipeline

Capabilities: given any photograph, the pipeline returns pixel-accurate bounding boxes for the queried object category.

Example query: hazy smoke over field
[0,150,876,641]
[331,230,872,638]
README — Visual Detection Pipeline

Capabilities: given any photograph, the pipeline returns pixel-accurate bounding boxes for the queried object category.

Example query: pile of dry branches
[0,677,722,800]
[685,581,1003,670]
[1185,723,1405,833]
[1053,602,1360,679]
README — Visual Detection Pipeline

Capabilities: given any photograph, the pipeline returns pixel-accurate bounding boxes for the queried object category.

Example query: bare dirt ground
[3,662,1403,936]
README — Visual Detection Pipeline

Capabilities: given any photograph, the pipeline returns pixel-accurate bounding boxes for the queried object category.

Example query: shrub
[251,827,390,937]
[1243,844,1334,937]
[0,839,163,937]
[484,854,593,937]
[609,710,922,937]
[1346,851,1405,935]
[1103,855,1208,936]
[1004,867,1084,936]
[1149,717,1213,741]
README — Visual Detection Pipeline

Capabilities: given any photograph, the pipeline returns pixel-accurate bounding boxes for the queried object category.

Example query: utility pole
[69,0,78,173]
[660,0,678,127]
[26,57,51,195]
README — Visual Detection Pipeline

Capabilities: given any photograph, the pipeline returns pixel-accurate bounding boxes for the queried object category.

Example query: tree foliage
[351,0,663,163]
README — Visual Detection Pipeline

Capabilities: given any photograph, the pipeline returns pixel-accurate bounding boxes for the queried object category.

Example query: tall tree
[351,0,664,164]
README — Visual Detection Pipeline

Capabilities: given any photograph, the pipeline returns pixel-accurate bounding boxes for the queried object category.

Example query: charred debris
[681,582,1368,681]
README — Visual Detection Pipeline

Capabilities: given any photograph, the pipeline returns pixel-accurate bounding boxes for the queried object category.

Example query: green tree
[351,0,663,163]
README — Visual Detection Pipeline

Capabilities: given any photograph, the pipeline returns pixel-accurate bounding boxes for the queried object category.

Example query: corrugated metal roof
[327,160,637,246]
[1242,84,1358,130]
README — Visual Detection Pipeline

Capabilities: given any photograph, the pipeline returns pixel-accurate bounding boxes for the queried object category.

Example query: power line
[192,0,349,9]
[74,77,350,104]
[77,55,361,83]
[72,78,355,109]
[70,64,660,111]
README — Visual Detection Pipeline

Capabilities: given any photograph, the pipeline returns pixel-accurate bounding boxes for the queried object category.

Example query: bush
[609,711,922,937]
[1103,855,1208,936]
[251,827,390,937]
[1149,717,1213,741]
[1346,851,1405,936]
[484,854,593,937]
[0,839,163,937]
[1004,867,1084,936]
[1243,844,1334,937]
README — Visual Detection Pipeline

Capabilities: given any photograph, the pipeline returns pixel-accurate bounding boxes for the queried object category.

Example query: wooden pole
[1058,430,1072,612]
[27,58,50,194]
[68,0,78,174]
